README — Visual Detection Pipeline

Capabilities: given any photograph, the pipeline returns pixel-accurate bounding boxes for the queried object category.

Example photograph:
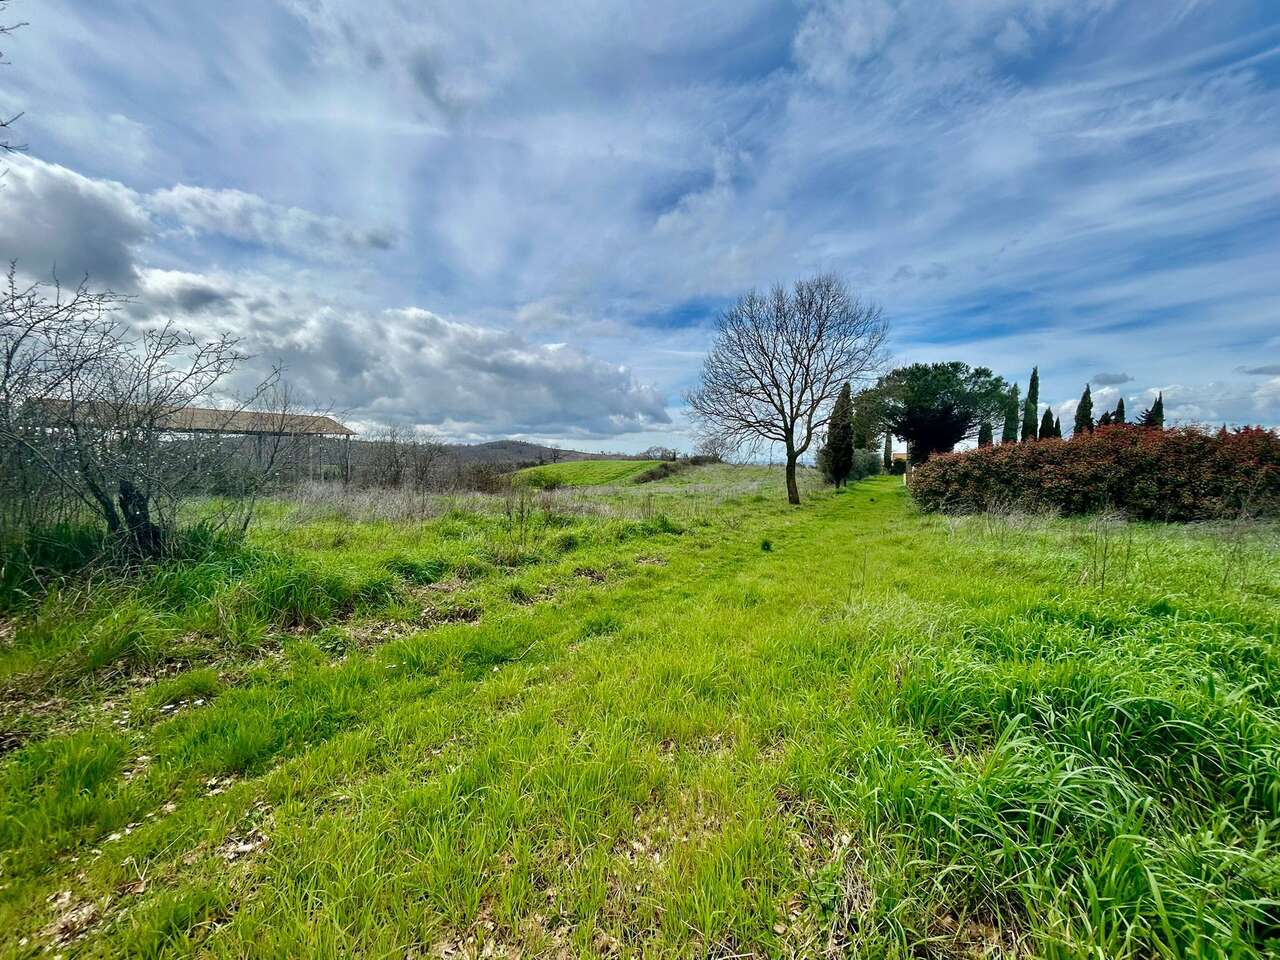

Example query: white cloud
[793,0,897,84]
[129,269,671,439]
[994,18,1033,56]
[0,157,396,289]
[0,156,151,286]
[148,185,396,258]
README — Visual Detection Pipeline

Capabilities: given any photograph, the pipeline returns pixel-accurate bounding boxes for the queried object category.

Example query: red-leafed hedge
[908,426,1280,520]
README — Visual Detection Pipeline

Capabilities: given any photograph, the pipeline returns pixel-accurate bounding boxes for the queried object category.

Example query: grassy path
[3,476,1279,958]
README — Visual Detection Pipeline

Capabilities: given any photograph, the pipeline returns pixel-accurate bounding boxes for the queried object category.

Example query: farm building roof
[28,399,355,436]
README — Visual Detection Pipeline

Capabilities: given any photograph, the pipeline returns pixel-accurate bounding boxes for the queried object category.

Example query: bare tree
[365,424,409,487]
[1,268,126,534]
[363,423,443,490]
[686,273,888,504]
[1,267,296,554]
[692,432,732,463]
[406,428,444,490]
[640,445,678,461]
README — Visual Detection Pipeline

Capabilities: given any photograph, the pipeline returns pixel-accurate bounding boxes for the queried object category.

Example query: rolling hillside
[512,458,663,488]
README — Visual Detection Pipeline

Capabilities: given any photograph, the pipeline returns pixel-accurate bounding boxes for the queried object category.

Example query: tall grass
[1,470,1277,958]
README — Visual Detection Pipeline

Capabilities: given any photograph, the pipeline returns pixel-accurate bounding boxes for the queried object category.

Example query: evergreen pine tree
[1020,366,1039,442]
[1053,416,1062,438]
[1001,385,1020,443]
[1073,384,1094,435]
[1114,396,1125,424]
[1039,406,1055,439]
[883,430,893,472]
[818,382,855,486]
[977,421,993,447]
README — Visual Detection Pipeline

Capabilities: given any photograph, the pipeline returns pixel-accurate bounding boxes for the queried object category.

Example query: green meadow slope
[2,470,1278,958]
[512,459,662,488]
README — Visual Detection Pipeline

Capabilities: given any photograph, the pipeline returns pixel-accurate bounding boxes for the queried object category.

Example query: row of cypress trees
[821,368,1169,484]
[984,366,1164,446]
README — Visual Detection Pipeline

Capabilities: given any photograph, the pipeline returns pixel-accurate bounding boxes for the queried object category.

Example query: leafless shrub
[1077,510,1131,590]
[640,445,679,462]
[449,460,513,494]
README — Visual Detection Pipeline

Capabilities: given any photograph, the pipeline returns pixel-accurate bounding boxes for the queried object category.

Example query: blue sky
[2,0,1278,449]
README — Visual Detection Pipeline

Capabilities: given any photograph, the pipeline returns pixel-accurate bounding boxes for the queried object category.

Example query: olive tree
[686,274,888,504]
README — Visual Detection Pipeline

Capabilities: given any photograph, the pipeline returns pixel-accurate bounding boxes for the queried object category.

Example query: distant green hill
[513,459,662,488]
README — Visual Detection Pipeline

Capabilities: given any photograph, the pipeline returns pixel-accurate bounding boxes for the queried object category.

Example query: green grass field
[512,459,662,488]
[2,468,1279,958]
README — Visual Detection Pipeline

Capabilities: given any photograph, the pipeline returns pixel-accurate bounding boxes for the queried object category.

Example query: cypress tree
[978,421,993,447]
[1020,367,1039,442]
[1073,384,1094,435]
[1001,385,1020,443]
[818,382,855,486]
[1139,392,1164,429]
[1098,411,1112,427]
[1114,396,1125,424]
[850,390,880,451]
[1039,406,1055,439]
[883,430,893,472]
[851,413,870,450]
[1053,415,1062,438]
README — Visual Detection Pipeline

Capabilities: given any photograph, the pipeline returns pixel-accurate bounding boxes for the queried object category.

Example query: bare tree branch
[1,4,28,156]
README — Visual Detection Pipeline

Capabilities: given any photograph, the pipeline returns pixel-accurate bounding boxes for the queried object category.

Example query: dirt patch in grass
[928,910,1028,959]
[775,785,877,958]
[38,889,103,951]
[420,603,483,625]
[217,827,269,863]
[508,583,555,605]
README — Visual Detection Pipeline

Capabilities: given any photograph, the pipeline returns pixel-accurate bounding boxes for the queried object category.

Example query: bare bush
[640,445,678,461]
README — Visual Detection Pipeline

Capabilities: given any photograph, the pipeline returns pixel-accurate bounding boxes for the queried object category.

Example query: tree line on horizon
[815,362,1170,485]
[682,270,1197,501]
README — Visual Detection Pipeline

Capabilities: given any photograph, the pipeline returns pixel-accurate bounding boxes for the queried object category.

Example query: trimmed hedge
[909,426,1280,520]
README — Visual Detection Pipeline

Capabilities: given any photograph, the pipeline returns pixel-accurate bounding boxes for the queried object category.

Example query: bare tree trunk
[118,479,163,555]
[785,450,800,505]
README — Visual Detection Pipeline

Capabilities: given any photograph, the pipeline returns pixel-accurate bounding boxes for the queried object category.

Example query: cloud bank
[1,0,1278,442]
